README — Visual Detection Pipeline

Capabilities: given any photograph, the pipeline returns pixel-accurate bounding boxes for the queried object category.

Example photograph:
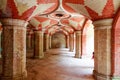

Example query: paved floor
[27,48,95,80]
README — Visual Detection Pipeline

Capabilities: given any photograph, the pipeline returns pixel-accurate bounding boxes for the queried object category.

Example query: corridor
[27,48,94,80]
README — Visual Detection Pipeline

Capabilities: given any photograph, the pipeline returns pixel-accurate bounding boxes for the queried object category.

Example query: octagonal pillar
[0,18,28,80]
[34,30,44,59]
[93,19,112,80]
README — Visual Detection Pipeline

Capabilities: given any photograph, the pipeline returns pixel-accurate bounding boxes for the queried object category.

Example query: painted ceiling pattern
[82,19,92,34]
[59,29,68,35]
[46,25,68,35]
[29,16,58,30]
[0,0,59,21]
[27,26,34,35]
[62,0,120,20]
[47,25,60,33]
[61,16,86,30]
[50,28,68,36]
[61,26,74,34]
[0,0,119,35]
[49,11,70,19]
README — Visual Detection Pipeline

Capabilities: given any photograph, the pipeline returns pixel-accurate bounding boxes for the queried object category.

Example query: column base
[111,77,120,80]
[46,49,49,51]
[74,55,82,58]
[69,49,74,52]
[93,70,111,80]
[34,55,44,59]
[0,73,27,80]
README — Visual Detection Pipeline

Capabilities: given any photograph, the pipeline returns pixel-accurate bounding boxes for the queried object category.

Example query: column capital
[34,30,43,34]
[75,31,82,35]
[44,33,49,35]
[44,33,49,38]
[93,18,113,30]
[0,18,28,27]
[69,33,74,36]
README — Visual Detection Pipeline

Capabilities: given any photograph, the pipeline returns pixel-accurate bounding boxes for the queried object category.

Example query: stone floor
[27,48,95,80]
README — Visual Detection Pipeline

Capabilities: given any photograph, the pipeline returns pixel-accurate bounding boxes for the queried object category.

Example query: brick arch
[82,20,93,55]
[62,0,117,20]
[51,31,67,48]
[0,0,59,21]
[111,8,120,77]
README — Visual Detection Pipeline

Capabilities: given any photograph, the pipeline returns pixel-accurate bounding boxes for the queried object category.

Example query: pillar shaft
[46,34,49,51]
[75,31,82,58]
[0,19,27,80]
[26,34,32,49]
[93,19,112,80]
[69,33,74,52]
[31,34,34,49]
[44,33,49,51]
[82,34,87,55]
[49,36,52,49]
[34,31,44,58]
[66,35,69,48]
[0,31,2,58]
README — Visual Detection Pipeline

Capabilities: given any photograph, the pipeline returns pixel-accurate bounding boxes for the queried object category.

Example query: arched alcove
[82,21,94,57]
[51,32,66,48]
[111,8,120,79]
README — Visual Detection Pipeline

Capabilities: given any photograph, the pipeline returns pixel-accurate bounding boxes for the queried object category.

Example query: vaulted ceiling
[0,0,59,20]
[0,0,120,35]
[62,0,120,20]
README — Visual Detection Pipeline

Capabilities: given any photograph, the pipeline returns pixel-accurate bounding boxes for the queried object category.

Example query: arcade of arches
[0,0,120,80]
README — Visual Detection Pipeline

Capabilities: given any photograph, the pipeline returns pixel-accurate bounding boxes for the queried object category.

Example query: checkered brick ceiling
[0,0,59,21]
[48,26,68,36]
[29,16,58,30]
[61,16,86,30]
[62,0,120,20]
[61,25,74,34]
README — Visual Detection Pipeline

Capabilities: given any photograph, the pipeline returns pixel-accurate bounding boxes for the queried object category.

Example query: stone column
[44,33,49,51]
[82,34,87,55]
[75,31,82,58]
[0,30,2,58]
[93,19,112,80]
[0,30,2,75]
[31,33,34,49]
[26,33,32,49]
[49,35,52,49]
[66,35,69,48]
[0,19,27,80]
[34,30,44,58]
[69,33,74,52]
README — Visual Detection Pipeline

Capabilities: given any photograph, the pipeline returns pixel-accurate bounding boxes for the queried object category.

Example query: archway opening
[51,32,66,48]
[82,23,94,58]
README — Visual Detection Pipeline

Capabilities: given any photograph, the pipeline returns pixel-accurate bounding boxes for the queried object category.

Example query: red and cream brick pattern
[62,25,74,34]
[45,25,68,36]
[62,0,120,20]
[0,0,59,21]
[61,16,86,30]
[29,16,58,31]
